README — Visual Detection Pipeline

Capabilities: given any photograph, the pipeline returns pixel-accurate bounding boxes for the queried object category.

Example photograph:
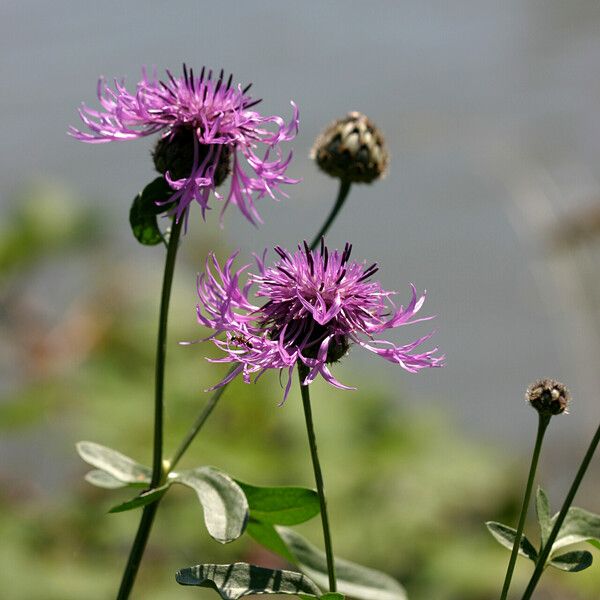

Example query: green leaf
[485,522,537,561]
[176,562,322,599]
[549,507,600,555]
[76,441,151,485]
[108,483,170,513]
[173,466,248,544]
[535,487,552,548]
[84,469,130,489]
[246,519,296,564]
[277,527,408,600]
[129,177,174,246]
[320,594,345,600]
[236,481,320,525]
[549,550,593,572]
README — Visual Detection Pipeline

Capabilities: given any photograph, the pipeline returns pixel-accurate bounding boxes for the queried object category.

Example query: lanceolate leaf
[76,441,151,485]
[176,563,322,599]
[236,481,320,525]
[246,519,296,564]
[548,507,600,555]
[84,469,131,489]
[485,522,537,561]
[535,487,552,548]
[549,550,594,572]
[108,483,170,513]
[174,466,248,544]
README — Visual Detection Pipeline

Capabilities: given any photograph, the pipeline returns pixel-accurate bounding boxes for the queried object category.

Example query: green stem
[499,413,550,600]
[298,363,337,592]
[521,421,600,600]
[168,365,237,472]
[309,179,352,251]
[116,218,183,600]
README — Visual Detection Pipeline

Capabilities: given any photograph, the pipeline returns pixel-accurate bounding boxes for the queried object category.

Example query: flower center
[152,127,232,184]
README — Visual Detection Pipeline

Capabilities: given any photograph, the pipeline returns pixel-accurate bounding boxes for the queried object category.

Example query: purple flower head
[194,241,444,403]
[69,65,299,226]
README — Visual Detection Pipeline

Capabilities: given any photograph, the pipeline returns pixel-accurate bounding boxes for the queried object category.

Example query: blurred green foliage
[0,184,598,600]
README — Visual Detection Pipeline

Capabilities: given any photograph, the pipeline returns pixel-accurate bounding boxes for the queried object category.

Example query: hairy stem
[521,421,600,600]
[499,413,550,600]
[116,218,183,600]
[298,363,337,592]
[309,178,351,250]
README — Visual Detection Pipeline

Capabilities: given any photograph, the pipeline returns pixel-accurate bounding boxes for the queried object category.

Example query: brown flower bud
[526,379,570,416]
[311,112,388,183]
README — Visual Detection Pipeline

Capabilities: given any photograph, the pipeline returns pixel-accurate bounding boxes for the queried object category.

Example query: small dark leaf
[76,441,151,485]
[108,483,170,513]
[236,481,320,525]
[128,177,174,246]
[176,562,322,599]
[173,466,248,543]
[277,527,407,600]
[485,522,538,561]
[535,487,552,548]
[549,550,594,572]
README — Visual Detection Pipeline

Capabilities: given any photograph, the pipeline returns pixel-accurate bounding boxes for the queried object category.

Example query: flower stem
[297,363,337,592]
[309,178,352,251]
[499,413,550,600]
[116,218,183,600]
[168,365,237,472]
[520,421,600,600]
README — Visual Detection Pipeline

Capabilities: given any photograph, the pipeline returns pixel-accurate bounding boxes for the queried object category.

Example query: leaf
[84,469,130,489]
[320,594,345,600]
[485,522,537,561]
[549,550,593,572]
[173,466,248,543]
[277,527,408,600]
[549,507,600,555]
[246,519,296,564]
[108,483,170,513]
[236,481,320,525]
[129,177,174,246]
[535,487,552,548]
[176,562,322,599]
[76,441,151,485]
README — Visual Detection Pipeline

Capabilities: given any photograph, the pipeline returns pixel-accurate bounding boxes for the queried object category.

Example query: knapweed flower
[70,64,299,225]
[195,241,443,402]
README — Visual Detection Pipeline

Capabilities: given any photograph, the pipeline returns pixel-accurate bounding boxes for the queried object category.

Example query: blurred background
[1,1,600,598]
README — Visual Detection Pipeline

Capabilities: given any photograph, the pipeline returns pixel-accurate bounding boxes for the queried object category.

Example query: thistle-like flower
[194,241,443,402]
[70,65,299,225]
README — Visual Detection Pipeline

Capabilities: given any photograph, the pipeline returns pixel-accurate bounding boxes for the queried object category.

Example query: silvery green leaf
[277,527,408,600]
[549,507,600,555]
[176,562,322,599]
[549,550,593,572]
[485,522,537,561]
[84,469,130,489]
[173,466,248,543]
[535,487,552,548]
[76,441,151,485]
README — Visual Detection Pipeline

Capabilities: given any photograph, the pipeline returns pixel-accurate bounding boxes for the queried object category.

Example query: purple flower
[194,241,444,402]
[70,65,299,225]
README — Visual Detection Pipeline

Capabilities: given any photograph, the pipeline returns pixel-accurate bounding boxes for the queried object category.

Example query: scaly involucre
[194,241,444,402]
[70,65,299,225]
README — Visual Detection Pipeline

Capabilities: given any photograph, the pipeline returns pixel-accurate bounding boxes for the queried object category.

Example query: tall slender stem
[297,363,337,592]
[499,413,550,600]
[168,365,237,472]
[521,421,600,600]
[309,179,351,251]
[116,218,183,600]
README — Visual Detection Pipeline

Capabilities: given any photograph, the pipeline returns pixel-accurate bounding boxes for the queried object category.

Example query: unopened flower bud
[311,112,388,183]
[526,379,570,416]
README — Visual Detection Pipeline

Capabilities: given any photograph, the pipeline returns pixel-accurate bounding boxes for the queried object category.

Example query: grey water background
[1,0,599,455]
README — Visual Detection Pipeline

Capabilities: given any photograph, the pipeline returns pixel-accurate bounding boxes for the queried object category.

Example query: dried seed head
[526,379,570,416]
[311,112,388,183]
[153,127,232,185]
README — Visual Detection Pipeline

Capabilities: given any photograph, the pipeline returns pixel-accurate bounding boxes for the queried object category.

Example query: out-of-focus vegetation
[1,184,599,600]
